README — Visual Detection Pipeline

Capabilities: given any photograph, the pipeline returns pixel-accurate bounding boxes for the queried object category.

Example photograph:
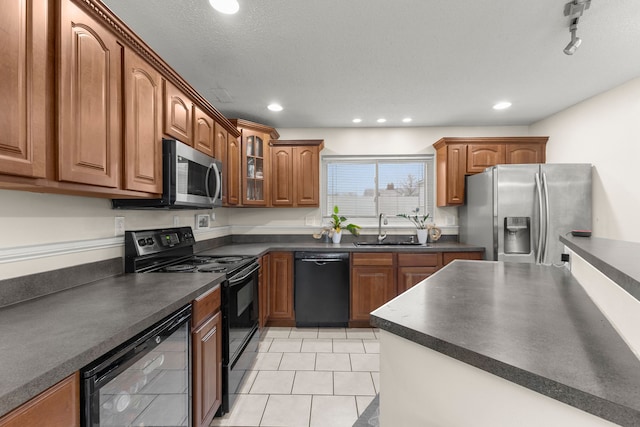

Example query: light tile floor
[210,327,380,427]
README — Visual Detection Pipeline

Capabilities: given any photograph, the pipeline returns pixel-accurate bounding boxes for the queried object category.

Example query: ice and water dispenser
[504,217,530,254]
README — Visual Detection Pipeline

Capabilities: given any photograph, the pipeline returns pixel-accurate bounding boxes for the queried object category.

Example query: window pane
[326,163,375,216]
[323,155,434,222]
[378,162,425,216]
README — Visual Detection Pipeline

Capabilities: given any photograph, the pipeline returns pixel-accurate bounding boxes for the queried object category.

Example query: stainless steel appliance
[123,227,259,415]
[81,304,192,427]
[112,139,222,209]
[294,252,350,327]
[459,164,592,264]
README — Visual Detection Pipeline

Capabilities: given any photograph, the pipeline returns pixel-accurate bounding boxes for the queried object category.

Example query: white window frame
[321,154,435,227]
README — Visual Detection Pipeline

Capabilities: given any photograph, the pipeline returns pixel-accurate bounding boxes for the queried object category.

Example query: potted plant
[329,205,361,243]
[397,208,430,244]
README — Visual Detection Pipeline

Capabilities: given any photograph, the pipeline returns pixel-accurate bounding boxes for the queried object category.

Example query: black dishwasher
[294,252,350,327]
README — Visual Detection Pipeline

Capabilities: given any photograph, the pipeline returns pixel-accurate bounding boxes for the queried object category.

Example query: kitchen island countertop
[371,260,640,426]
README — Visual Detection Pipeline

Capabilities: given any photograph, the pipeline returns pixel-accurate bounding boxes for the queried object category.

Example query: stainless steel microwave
[112,139,222,209]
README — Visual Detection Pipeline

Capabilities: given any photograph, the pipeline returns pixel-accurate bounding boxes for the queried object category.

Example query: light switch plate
[114,217,125,236]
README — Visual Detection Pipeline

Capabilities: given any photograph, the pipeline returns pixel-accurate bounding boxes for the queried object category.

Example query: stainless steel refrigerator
[459,164,592,264]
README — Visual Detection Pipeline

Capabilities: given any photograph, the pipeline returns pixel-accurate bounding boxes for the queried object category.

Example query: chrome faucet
[377,213,388,243]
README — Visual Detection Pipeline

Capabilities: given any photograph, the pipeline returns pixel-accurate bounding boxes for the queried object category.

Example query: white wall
[229,125,529,232]
[0,189,230,280]
[3,74,640,280]
[530,76,640,243]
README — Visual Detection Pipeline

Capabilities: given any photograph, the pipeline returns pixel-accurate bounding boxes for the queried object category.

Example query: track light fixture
[564,19,582,55]
[562,0,591,55]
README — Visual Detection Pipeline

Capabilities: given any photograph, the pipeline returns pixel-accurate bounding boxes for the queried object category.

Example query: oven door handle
[228,264,260,285]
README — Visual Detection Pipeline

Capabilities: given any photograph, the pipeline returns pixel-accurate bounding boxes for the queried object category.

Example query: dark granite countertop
[371,260,640,426]
[0,272,224,418]
[197,241,484,258]
[560,235,640,302]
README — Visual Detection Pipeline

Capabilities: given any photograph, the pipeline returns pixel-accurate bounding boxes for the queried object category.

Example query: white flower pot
[332,230,342,244]
[416,229,428,245]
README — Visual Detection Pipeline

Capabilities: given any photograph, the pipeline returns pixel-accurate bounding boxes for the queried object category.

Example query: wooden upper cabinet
[193,107,215,157]
[226,134,241,206]
[271,145,294,206]
[0,0,47,179]
[434,137,548,206]
[230,119,280,207]
[242,129,268,205]
[505,143,546,164]
[466,144,505,173]
[58,0,122,188]
[293,145,321,206]
[214,122,229,204]
[163,80,192,145]
[270,140,324,207]
[122,49,162,194]
[436,143,466,206]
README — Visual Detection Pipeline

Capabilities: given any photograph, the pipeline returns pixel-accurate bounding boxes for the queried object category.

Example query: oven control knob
[137,239,146,246]
[146,238,154,245]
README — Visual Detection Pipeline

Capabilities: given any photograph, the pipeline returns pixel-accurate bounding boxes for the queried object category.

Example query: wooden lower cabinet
[350,253,396,326]
[443,251,483,266]
[268,252,295,326]
[192,286,222,427]
[397,253,441,293]
[0,373,79,427]
[259,254,271,328]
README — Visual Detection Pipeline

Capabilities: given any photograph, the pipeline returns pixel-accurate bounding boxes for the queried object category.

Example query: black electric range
[124,227,260,416]
[124,227,256,276]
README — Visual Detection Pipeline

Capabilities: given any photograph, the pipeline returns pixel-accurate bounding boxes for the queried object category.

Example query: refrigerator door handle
[535,173,544,264]
[541,172,550,264]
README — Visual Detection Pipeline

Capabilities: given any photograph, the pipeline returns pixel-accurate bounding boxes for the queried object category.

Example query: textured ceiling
[102,0,640,129]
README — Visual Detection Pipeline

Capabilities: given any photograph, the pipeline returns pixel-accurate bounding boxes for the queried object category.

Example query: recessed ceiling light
[267,103,283,112]
[352,118,362,123]
[493,101,512,110]
[402,117,412,123]
[209,0,239,14]
[376,118,386,123]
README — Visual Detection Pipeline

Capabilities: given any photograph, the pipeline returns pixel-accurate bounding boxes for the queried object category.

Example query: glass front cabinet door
[243,132,266,204]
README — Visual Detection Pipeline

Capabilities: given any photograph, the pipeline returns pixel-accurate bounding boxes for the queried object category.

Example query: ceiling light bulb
[493,101,512,110]
[376,118,386,123]
[352,118,362,123]
[267,103,283,112]
[209,0,239,14]
[402,118,412,123]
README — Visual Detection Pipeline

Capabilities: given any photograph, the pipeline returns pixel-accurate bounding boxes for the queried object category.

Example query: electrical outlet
[173,215,179,226]
[305,215,316,226]
[114,217,125,236]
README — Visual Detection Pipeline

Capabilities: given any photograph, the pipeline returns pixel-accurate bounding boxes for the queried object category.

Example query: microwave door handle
[211,162,221,201]
[205,163,221,201]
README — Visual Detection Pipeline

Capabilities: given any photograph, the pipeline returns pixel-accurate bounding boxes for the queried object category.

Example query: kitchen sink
[353,241,429,247]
